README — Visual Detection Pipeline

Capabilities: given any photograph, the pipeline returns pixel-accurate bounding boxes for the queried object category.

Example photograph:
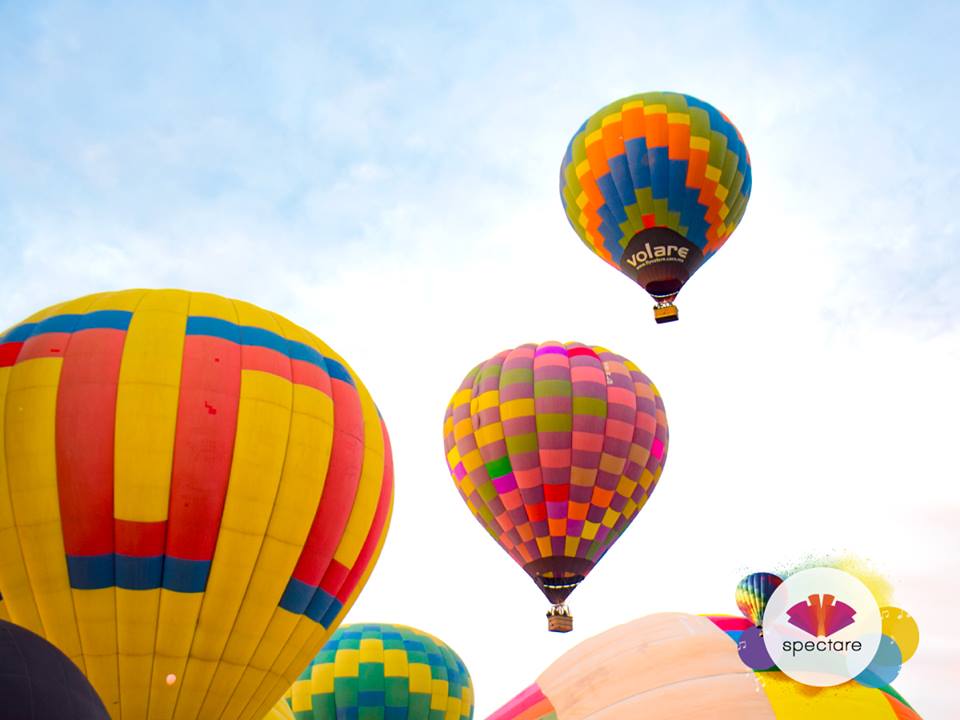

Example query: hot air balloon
[0,290,394,720]
[488,613,921,719]
[284,623,473,719]
[736,572,783,627]
[443,341,668,631]
[1,618,110,720]
[560,91,752,323]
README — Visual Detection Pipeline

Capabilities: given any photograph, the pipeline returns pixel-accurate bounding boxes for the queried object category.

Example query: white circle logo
[762,567,881,686]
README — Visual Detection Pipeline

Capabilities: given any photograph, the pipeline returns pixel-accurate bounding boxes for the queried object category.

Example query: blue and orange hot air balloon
[560,91,752,323]
[0,290,393,720]
[443,341,668,632]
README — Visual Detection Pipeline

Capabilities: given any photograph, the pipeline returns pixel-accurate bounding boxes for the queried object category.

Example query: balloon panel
[0,290,394,720]
[443,342,668,601]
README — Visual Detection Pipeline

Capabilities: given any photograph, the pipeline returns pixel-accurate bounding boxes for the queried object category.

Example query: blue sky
[1,2,958,716]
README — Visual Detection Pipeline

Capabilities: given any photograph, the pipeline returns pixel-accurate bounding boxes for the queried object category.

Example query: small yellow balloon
[880,606,920,662]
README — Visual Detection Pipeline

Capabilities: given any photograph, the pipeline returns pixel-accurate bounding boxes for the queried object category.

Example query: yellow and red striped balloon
[0,289,393,720]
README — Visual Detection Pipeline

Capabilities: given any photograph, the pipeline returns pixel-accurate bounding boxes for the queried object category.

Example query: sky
[1,1,958,717]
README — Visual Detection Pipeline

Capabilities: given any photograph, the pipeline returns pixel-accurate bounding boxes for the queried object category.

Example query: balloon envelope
[443,342,668,620]
[735,572,784,627]
[0,619,109,720]
[285,623,474,719]
[488,613,920,719]
[560,91,752,322]
[0,290,394,720]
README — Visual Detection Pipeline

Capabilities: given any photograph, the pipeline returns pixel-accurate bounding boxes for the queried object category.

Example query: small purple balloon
[738,626,776,671]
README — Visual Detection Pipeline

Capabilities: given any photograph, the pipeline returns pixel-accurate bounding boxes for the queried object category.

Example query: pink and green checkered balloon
[442,342,668,618]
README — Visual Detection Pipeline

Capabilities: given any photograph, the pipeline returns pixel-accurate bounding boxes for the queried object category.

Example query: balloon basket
[547,605,573,633]
[653,304,679,324]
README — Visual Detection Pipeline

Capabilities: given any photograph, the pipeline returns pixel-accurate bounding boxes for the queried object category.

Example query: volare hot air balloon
[443,341,668,631]
[284,623,473,719]
[560,91,752,323]
[1,619,110,720]
[488,613,921,719]
[736,572,783,627]
[0,290,394,720]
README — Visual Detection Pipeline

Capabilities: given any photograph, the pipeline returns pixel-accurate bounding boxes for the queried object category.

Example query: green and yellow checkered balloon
[284,623,473,720]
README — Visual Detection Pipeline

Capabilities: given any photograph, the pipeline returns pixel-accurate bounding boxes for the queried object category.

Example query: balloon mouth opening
[524,557,593,604]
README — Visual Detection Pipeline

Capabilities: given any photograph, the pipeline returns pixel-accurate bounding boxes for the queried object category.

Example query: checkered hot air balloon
[0,289,394,720]
[560,91,752,324]
[283,623,473,720]
[443,341,668,632]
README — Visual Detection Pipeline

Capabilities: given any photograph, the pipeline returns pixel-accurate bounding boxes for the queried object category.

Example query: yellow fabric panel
[262,698,294,720]
[268,383,334,546]
[251,618,329,719]
[187,291,240,322]
[430,679,449,710]
[112,291,187,719]
[180,365,292,714]
[331,418,384,567]
[171,656,218,720]
[220,664,270,719]
[114,289,188,521]
[334,647,360,676]
[244,615,325,715]
[313,660,335,693]
[199,660,247,719]
[383,648,408,677]
[147,590,204,720]
[408,662,432,693]
[88,289,147,315]
[4,356,84,662]
[211,381,334,698]
[359,637,383,662]
[246,606,301,674]
[116,586,161,718]
[73,588,120,714]
[204,536,313,718]
[0,362,44,634]
[290,677,312,711]
[760,672,898,719]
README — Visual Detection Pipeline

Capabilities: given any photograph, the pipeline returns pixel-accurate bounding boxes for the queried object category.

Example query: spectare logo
[788,593,856,637]
[762,568,881,686]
